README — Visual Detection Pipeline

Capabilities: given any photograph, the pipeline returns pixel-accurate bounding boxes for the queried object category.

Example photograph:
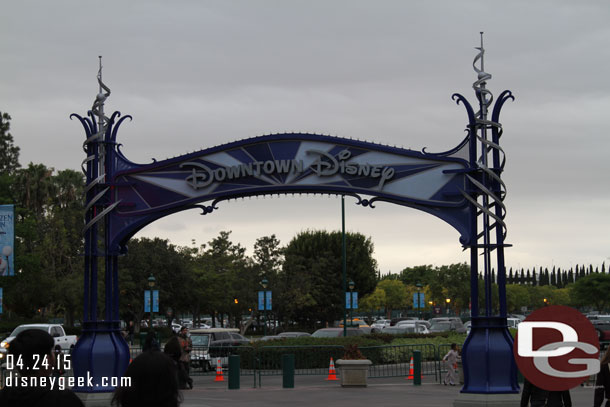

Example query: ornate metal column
[453,34,519,399]
[70,57,130,394]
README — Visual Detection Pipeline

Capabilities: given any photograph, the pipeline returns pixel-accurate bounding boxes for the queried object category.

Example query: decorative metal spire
[82,56,117,232]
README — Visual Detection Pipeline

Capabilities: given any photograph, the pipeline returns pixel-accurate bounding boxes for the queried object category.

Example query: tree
[118,237,195,331]
[506,285,530,313]
[570,273,610,312]
[397,264,435,286]
[0,112,20,175]
[278,230,378,327]
[377,279,408,318]
[360,287,387,319]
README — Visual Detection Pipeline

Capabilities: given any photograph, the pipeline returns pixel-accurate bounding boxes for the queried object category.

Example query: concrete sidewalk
[181,375,598,407]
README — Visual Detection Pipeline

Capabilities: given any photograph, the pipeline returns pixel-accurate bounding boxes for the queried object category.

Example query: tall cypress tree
[508,268,513,284]
[550,270,556,286]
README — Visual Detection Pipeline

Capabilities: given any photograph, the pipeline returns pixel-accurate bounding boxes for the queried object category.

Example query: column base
[454,393,521,407]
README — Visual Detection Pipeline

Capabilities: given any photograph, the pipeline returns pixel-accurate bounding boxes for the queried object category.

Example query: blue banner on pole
[0,287,3,314]
[413,292,425,309]
[259,291,272,310]
[0,205,15,277]
[144,290,159,313]
[152,290,159,313]
[346,292,358,309]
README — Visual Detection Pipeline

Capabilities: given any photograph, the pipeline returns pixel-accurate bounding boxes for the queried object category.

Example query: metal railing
[125,343,457,384]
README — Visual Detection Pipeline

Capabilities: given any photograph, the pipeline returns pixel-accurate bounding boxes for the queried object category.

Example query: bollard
[228,355,240,390]
[413,350,422,386]
[282,354,295,388]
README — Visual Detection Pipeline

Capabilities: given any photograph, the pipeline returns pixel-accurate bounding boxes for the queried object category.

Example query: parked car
[506,318,521,329]
[189,328,247,371]
[395,321,430,334]
[277,332,311,338]
[0,324,78,362]
[390,317,418,326]
[587,315,610,341]
[428,317,466,334]
[383,326,421,335]
[211,332,250,347]
[371,319,391,332]
[311,328,366,338]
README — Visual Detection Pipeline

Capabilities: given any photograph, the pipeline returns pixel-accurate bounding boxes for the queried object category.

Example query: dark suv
[429,317,467,334]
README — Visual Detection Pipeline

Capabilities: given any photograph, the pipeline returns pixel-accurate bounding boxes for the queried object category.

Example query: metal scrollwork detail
[462,34,510,242]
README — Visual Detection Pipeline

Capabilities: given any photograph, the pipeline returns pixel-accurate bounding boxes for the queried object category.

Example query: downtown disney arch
[70,44,517,397]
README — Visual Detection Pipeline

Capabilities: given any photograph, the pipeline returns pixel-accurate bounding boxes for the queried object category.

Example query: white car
[395,320,430,334]
[1,324,78,362]
[370,319,391,332]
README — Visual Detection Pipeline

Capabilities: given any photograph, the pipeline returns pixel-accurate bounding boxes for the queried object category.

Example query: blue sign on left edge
[0,287,3,314]
[0,205,14,276]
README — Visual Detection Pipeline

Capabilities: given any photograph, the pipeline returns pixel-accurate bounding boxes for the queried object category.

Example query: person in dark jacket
[546,390,572,407]
[112,351,183,407]
[164,335,189,390]
[0,329,84,407]
[594,346,610,407]
[520,378,548,407]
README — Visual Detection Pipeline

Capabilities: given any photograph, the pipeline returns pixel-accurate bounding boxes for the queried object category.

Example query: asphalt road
[181,374,598,407]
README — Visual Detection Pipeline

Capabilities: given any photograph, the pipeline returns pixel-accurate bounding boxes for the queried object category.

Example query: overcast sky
[2,0,609,275]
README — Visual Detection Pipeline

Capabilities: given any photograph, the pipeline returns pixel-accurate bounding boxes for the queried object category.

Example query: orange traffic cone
[214,358,224,382]
[325,357,339,381]
[406,356,422,380]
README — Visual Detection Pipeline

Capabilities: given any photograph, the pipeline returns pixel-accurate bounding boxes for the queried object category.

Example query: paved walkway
[181,375,598,407]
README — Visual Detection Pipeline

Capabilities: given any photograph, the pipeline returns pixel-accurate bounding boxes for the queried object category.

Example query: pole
[342,195,347,337]
[418,290,421,319]
[263,291,267,337]
[349,288,353,327]
[149,288,153,335]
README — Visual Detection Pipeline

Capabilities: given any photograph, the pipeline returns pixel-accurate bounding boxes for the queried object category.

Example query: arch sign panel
[109,133,471,250]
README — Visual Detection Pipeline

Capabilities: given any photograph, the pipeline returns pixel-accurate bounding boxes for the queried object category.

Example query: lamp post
[416,283,423,319]
[348,280,355,327]
[445,298,451,315]
[148,274,156,334]
[261,278,268,336]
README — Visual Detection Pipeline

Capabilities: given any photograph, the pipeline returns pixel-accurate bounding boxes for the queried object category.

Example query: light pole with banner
[346,280,357,327]
[259,278,271,336]
[146,274,156,334]
[416,283,423,319]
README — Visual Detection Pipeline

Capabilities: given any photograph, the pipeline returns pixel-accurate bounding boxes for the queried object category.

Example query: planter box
[336,359,372,387]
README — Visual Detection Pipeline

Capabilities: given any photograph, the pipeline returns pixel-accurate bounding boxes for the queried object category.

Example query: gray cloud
[2,0,609,273]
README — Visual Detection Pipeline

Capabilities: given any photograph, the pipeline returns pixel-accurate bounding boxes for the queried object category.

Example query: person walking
[127,321,135,345]
[164,335,189,390]
[594,346,610,407]
[546,390,571,407]
[442,343,460,386]
[520,378,548,407]
[177,327,193,389]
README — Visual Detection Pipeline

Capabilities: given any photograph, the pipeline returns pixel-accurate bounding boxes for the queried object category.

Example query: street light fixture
[445,298,451,315]
[148,274,156,334]
[348,280,355,327]
[261,278,269,336]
